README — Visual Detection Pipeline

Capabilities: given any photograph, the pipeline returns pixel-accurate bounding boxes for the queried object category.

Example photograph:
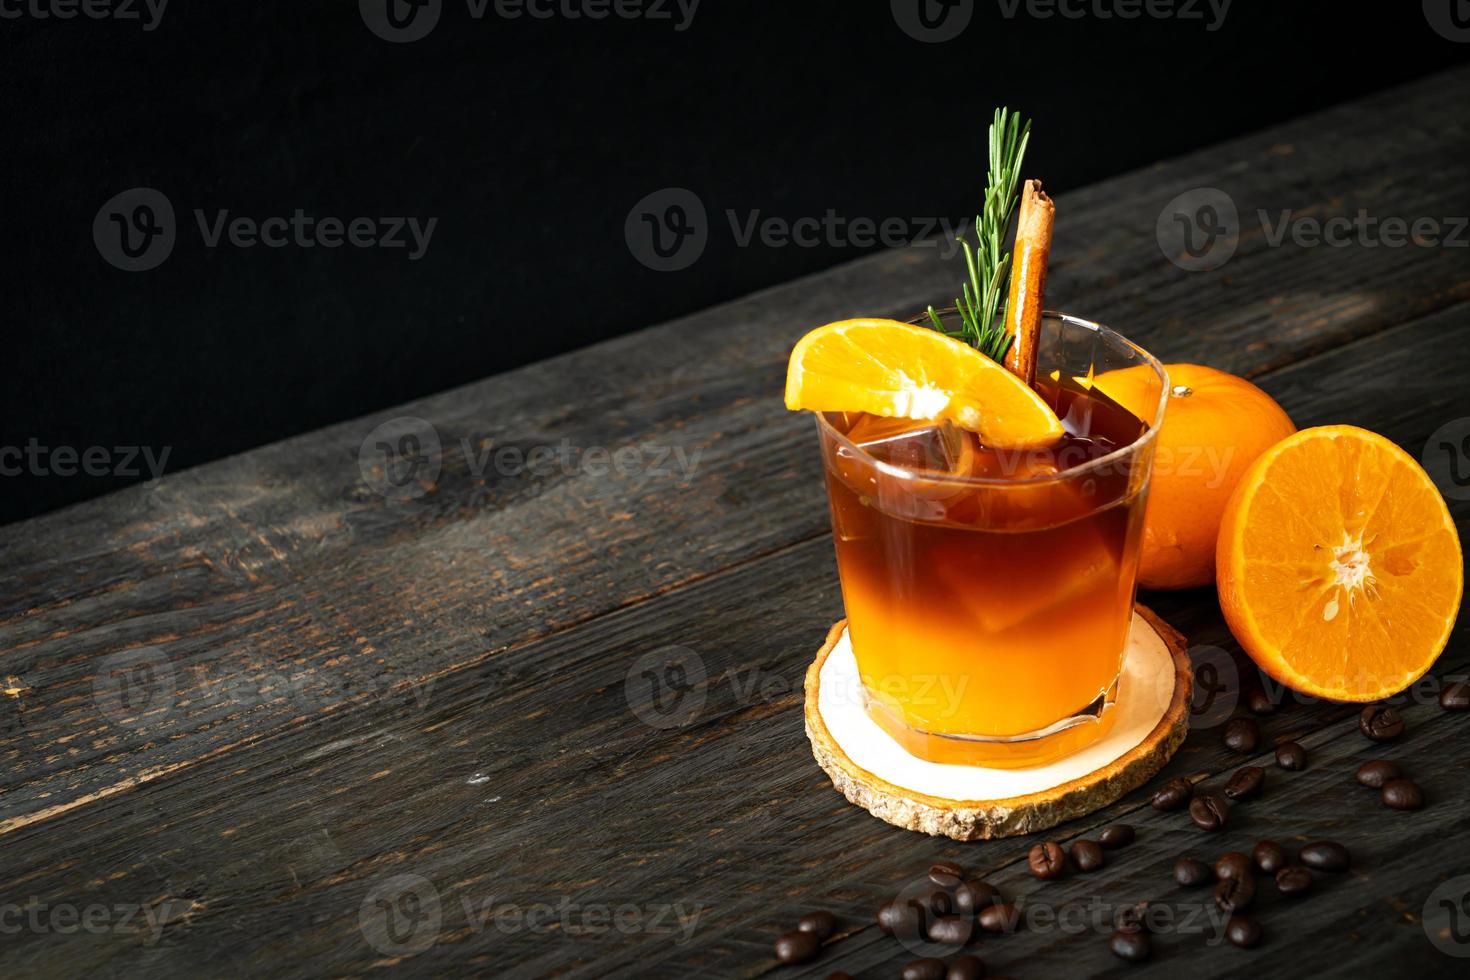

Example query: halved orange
[784,319,1063,450]
[1217,425,1463,701]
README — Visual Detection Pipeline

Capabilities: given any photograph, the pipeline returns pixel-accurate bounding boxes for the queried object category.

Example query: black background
[4,0,1467,524]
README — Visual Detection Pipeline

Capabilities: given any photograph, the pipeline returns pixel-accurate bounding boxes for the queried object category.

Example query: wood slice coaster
[804,606,1191,840]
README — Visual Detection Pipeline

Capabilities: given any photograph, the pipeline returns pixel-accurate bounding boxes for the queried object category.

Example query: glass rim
[813,310,1169,488]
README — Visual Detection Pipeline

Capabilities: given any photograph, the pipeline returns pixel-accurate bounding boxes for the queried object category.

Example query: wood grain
[1,66,1468,978]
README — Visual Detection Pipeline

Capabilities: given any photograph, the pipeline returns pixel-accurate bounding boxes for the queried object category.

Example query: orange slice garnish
[784,319,1063,450]
[1217,425,1463,701]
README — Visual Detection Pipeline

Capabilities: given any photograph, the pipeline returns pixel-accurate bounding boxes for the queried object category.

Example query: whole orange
[1103,364,1297,589]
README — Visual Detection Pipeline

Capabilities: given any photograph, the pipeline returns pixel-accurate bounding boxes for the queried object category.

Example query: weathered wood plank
[1,300,1466,977]
[2,67,1468,839]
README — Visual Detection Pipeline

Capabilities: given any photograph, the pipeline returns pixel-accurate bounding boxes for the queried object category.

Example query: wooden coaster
[804,606,1191,840]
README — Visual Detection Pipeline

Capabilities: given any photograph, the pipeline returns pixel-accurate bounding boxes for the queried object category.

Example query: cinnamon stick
[1004,179,1055,386]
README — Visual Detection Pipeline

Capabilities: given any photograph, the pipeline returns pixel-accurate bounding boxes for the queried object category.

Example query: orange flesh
[1218,426,1463,701]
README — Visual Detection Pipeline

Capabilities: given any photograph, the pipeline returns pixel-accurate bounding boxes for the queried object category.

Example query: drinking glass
[816,310,1168,767]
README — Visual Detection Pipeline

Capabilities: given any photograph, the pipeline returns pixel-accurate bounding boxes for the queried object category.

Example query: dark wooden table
[4,68,1469,979]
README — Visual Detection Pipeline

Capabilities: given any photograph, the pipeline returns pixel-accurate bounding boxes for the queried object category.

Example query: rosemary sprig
[927,107,1032,362]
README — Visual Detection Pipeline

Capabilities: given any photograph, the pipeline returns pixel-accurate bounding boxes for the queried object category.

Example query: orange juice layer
[821,379,1149,762]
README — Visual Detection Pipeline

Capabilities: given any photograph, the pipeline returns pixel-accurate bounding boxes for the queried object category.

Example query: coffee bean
[978,904,1020,933]
[1215,852,1252,880]
[1028,841,1067,879]
[945,955,986,980]
[1251,840,1288,875]
[877,899,924,939]
[1109,930,1151,962]
[1072,840,1105,873]
[1381,778,1425,810]
[1355,759,1401,788]
[774,930,820,964]
[928,870,962,891]
[902,958,946,980]
[1214,874,1256,914]
[953,879,1000,914]
[1174,857,1213,887]
[1151,776,1193,811]
[1298,841,1351,872]
[1275,741,1308,770]
[1114,901,1151,934]
[1189,792,1230,831]
[926,915,974,946]
[1359,705,1404,742]
[798,910,836,939]
[930,859,964,879]
[1099,824,1136,849]
[1441,681,1470,711]
[1224,766,1265,801]
[1247,687,1277,715]
[1275,866,1313,897]
[918,888,952,919]
[1226,914,1263,948]
[1223,717,1261,753]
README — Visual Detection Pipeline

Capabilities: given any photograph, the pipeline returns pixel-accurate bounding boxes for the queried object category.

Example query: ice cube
[848,416,968,475]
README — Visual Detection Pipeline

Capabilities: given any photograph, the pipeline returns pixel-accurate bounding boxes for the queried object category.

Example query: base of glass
[862,680,1121,769]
